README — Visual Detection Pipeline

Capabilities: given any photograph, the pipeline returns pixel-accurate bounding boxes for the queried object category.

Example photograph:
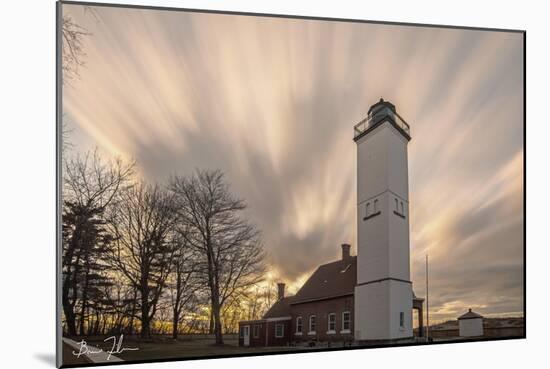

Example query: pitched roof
[263,295,296,318]
[458,309,483,320]
[291,256,357,304]
[261,256,357,318]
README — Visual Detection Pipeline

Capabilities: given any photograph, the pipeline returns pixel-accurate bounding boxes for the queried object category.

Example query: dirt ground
[62,342,91,366]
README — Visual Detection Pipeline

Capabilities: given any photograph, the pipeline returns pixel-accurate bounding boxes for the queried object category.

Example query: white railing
[354,107,410,139]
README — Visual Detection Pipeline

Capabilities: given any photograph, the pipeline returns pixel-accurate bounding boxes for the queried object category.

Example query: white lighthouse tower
[353,99,413,341]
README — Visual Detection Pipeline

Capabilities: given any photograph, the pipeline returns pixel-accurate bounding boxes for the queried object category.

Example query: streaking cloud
[63,5,524,322]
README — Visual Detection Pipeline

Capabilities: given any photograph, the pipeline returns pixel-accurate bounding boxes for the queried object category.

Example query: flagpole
[426,254,429,342]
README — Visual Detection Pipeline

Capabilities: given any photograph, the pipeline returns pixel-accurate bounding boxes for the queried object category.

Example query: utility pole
[426,254,429,342]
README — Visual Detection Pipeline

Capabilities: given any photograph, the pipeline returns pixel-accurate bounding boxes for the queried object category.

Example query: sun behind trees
[62,150,268,343]
[106,182,179,339]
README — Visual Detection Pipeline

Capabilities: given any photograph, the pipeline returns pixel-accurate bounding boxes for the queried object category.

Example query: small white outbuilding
[458,309,484,337]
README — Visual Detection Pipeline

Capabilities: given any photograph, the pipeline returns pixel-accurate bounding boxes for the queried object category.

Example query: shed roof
[458,309,484,320]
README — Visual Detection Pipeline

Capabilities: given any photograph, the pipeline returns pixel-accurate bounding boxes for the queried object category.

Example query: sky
[62,4,524,323]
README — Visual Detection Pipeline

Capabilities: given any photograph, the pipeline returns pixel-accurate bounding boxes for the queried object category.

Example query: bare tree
[168,233,202,339]
[170,170,266,345]
[64,149,135,211]
[61,14,90,83]
[61,5,102,81]
[62,150,134,336]
[107,182,178,339]
[245,283,277,321]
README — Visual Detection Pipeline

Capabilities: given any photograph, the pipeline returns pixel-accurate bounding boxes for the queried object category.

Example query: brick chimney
[341,243,351,261]
[277,283,285,300]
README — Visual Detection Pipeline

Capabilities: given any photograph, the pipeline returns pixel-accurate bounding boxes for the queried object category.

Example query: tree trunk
[62,273,77,336]
[208,310,214,334]
[172,313,179,340]
[140,282,151,339]
[62,242,77,336]
[63,301,77,336]
[141,310,151,339]
[211,292,223,345]
[128,288,137,335]
[214,310,223,344]
[79,269,90,336]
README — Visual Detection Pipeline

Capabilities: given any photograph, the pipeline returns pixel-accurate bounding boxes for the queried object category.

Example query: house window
[374,199,379,213]
[309,315,317,334]
[342,311,351,332]
[365,202,371,217]
[253,324,260,338]
[296,316,303,334]
[400,312,405,328]
[240,326,244,338]
[275,323,284,338]
[327,313,336,333]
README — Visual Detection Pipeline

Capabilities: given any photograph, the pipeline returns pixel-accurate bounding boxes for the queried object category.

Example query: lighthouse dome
[367,98,396,115]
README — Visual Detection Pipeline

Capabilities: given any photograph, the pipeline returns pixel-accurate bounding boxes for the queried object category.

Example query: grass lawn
[76,336,294,362]
[67,334,516,364]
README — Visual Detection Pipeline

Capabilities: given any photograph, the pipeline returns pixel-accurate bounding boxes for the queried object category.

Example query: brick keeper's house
[238,244,357,347]
[238,244,424,347]
[239,99,425,347]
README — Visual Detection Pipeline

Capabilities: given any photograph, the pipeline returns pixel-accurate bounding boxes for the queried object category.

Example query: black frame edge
[58,0,526,33]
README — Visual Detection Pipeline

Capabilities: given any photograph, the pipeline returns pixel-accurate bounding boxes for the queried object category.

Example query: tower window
[393,198,406,218]
[400,312,405,328]
[364,199,381,220]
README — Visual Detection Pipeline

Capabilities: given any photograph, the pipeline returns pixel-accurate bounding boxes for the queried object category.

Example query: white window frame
[308,315,317,335]
[275,323,284,338]
[341,311,351,333]
[327,313,336,334]
[295,316,303,335]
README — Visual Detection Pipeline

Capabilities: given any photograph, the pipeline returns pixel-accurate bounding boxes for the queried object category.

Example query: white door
[243,325,250,346]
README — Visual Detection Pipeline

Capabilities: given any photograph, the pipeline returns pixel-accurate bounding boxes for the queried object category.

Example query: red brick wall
[265,320,291,346]
[239,321,267,347]
[238,320,292,347]
[290,296,354,343]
